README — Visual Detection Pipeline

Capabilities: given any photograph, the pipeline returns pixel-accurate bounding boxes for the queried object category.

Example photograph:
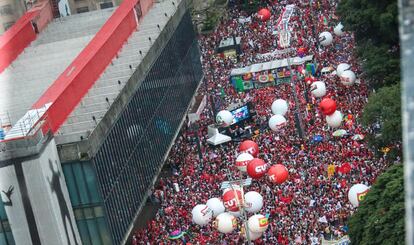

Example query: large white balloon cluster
[192,204,213,226]
[214,213,237,233]
[244,191,264,213]
[319,31,333,46]
[216,110,234,127]
[206,198,226,217]
[348,184,370,207]
[326,110,343,128]
[271,99,288,115]
[336,63,350,76]
[310,81,326,98]
[340,70,356,86]
[269,114,287,132]
[248,214,269,233]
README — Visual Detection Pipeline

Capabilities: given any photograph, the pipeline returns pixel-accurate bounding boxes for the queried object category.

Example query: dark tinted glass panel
[92,11,202,244]
[0,199,14,245]
[62,162,112,245]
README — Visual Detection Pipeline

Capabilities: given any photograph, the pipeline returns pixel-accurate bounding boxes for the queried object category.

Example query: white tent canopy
[230,55,313,76]
[207,125,232,146]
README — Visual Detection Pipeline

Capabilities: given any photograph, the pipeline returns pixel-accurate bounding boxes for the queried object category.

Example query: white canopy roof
[230,55,313,76]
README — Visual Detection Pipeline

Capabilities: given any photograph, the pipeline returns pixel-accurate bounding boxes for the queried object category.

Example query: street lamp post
[287,57,305,139]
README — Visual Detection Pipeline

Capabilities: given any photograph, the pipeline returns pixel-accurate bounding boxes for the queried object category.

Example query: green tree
[337,0,399,45]
[362,84,401,147]
[349,164,405,244]
[357,41,400,88]
[337,0,400,90]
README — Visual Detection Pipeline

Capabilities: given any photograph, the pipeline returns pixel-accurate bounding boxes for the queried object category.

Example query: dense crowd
[132,0,399,244]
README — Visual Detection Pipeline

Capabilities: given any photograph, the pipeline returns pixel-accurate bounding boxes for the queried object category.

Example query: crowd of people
[132,0,399,243]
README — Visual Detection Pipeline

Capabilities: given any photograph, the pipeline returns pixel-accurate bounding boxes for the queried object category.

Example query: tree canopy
[362,83,401,148]
[337,0,400,90]
[349,164,405,244]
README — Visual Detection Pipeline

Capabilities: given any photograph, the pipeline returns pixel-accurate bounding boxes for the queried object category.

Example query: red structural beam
[0,0,53,74]
[33,0,154,134]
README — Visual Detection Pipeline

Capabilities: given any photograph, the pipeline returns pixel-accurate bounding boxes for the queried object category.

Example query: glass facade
[62,162,112,245]
[92,11,203,244]
[0,197,14,245]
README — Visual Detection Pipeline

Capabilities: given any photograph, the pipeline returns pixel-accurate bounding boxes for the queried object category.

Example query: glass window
[91,11,202,244]
[76,6,89,13]
[62,162,112,245]
[0,198,15,245]
[72,163,90,205]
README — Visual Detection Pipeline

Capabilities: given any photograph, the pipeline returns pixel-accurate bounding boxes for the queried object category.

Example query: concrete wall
[0,138,81,245]
[0,165,31,245]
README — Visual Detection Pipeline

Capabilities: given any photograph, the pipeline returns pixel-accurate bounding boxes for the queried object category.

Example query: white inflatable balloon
[248,230,263,241]
[248,214,269,233]
[334,22,344,36]
[216,110,234,127]
[191,204,213,226]
[319,32,333,46]
[326,110,343,128]
[336,63,350,77]
[310,81,326,98]
[236,153,254,172]
[244,191,264,213]
[271,99,288,115]
[206,198,226,217]
[214,213,237,234]
[228,210,242,218]
[348,184,370,207]
[340,70,356,86]
[268,115,287,132]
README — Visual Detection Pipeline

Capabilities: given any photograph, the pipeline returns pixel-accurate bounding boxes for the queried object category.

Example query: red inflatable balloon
[247,158,268,179]
[267,164,289,184]
[222,189,242,212]
[258,8,271,21]
[239,140,259,157]
[319,98,337,116]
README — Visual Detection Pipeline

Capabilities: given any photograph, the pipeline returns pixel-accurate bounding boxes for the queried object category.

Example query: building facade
[0,1,202,244]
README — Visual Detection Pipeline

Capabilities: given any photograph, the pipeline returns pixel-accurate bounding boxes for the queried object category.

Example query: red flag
[338,163,352,174]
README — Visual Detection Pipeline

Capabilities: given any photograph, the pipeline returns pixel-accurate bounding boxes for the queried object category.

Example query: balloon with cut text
[319,98,337,116]
[348,184,370,207]
[239,140,259,157]
[310,81,326,98]
[247,158,268,179]
[244,191,264,213]
[257,8,271,21]
[319,32,333,46]
[216,110,234,127]
[326,110,343,128]
[213,213,237,234]
[206,197,225,217]
[236,153,254,172]
[222,189,243,212]
[267,164,289,184]
[192,204,213,226]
